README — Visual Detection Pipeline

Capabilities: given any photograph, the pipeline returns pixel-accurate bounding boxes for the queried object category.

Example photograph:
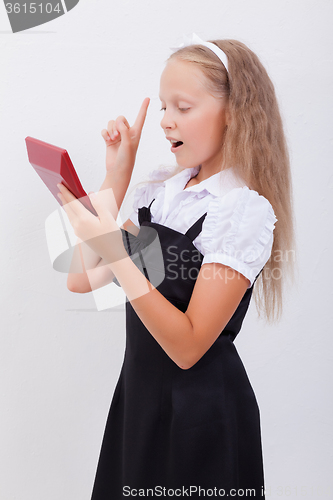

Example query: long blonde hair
[131,39,296,324]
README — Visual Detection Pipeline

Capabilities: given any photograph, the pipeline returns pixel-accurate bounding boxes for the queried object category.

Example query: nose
[160,109,175,131]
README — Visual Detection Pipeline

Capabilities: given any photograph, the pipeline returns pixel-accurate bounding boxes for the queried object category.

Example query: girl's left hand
[57,183,127,264]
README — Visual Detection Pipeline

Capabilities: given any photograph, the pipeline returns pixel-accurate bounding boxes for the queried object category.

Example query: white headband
[170,33,229,74]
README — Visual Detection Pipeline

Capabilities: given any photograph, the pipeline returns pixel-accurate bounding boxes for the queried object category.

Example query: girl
[57,34,294,499]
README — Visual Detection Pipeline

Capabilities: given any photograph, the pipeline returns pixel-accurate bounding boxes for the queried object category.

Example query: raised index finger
[132,97,150,135]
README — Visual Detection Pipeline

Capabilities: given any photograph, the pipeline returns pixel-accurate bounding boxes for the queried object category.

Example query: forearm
[99,169,131,219]
[68,171,130,278]
[108,255,194,370]
[67,244,115,293]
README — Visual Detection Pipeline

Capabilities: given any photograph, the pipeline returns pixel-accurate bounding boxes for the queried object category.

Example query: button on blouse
[129,165,278,289]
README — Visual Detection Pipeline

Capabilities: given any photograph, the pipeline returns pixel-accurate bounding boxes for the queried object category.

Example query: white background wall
[1,0,332,499]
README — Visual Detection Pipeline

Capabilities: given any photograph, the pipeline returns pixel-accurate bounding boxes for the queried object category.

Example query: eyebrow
[159,93,196,102]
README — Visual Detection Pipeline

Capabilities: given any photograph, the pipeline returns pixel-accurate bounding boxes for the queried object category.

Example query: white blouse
[129,165,278,289]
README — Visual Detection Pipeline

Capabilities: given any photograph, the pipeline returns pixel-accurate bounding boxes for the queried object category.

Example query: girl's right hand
[101,97,150,176]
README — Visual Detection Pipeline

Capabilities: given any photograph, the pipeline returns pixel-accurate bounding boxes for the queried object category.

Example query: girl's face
[159,58,228,174]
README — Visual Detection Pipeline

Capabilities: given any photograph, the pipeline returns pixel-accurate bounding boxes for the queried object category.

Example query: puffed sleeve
[128,166,170,227]
[201,186,278,289]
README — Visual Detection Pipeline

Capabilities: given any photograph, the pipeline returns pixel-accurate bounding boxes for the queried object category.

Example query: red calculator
[25,136,97,216]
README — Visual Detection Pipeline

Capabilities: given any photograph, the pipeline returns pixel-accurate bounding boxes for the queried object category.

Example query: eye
[160,106,190,112]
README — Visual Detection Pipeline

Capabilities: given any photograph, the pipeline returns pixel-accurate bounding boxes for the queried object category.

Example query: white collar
[163,166,247,197]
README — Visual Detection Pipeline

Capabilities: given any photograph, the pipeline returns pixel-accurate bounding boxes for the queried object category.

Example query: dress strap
[253,267,263,285]
[138,199,207,242]
[185,212,208,242]
[138,199,155,225]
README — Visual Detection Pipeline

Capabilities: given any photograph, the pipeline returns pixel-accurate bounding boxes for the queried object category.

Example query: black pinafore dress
[91,199,265,499]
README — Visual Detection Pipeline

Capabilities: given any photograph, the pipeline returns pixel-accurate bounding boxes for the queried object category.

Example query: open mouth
[170,140,183,150]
